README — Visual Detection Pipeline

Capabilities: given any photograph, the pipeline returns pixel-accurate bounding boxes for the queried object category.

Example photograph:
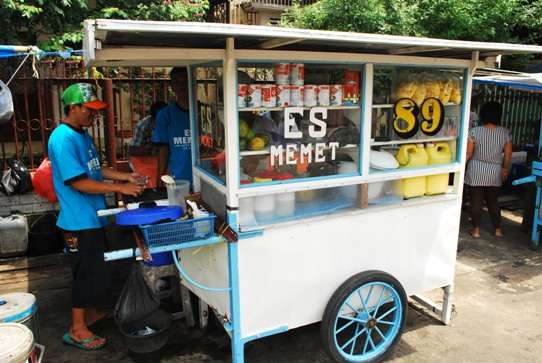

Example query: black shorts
[63,228,111,309]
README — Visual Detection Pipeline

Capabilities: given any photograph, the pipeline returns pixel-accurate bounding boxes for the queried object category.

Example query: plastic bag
[1,159,32,196]
[32,158,57,203]
[114,262,160,325]
[0,80,14,124]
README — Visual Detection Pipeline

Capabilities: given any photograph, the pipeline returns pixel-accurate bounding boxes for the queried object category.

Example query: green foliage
[282,0,542,44]
[0,0,209,50]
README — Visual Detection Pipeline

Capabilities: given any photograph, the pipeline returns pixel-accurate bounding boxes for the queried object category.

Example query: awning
[84,20,542,62]
[474,73,542,92]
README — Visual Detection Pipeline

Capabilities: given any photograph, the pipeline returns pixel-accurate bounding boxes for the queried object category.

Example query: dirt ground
[10,207,542,363]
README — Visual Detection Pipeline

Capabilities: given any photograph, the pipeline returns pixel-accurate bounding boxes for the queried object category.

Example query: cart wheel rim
[333,281,403,362]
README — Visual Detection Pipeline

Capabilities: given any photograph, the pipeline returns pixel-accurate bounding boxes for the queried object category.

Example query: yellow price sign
[393,98,419,139]
[420,97,445,136]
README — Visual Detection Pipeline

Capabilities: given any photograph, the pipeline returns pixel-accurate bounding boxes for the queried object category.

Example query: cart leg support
[411,284,454,325]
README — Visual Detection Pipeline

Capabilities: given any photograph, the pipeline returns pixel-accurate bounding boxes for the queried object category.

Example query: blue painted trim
[228,237,244,363]
[188,65,199,175]
[196,165,227,186]
[370,162,461,175]
[1,303,37,323]
[473,79,542,92]
[241,325,289,344]
[103,235,225,261]
[171,250,231,292]
[238,230,264,239]
[457,68,469,165]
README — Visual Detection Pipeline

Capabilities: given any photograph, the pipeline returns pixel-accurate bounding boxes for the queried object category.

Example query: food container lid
[115,206,183,226]
[0,323,34,362]
[0,293,36,322]
[370,150,399,170]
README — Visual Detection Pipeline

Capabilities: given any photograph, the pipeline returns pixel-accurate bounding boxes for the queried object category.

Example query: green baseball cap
[62,83,107,110]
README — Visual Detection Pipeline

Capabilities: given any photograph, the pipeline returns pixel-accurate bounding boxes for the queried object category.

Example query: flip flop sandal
[62,333,106,351]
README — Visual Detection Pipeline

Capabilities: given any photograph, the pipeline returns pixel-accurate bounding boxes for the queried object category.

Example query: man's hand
[502,168,509,182]
[127,173,148,186]
[116,182,144,197]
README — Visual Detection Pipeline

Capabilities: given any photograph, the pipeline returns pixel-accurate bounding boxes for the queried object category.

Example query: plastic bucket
[144,251,174,267]
[118,309,173,354]
[0,323,35,363]
[0,293,39,342]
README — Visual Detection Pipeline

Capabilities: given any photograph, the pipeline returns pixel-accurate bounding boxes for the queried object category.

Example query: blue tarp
[474,74,542,92]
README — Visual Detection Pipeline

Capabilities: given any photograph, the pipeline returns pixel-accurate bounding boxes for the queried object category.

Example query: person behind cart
[129,100,167,156]
[48,83,145,351]
[152,67,192,185]
[465,101,512,238]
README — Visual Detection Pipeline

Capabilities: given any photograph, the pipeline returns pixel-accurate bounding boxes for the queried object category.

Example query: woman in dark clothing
[465,101,513,238]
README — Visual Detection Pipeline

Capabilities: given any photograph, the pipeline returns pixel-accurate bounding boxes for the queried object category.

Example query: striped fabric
[465,126,511,187]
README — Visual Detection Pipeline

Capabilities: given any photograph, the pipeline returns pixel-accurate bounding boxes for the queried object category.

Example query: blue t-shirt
[48,123,107,231]
[152,102,192,182]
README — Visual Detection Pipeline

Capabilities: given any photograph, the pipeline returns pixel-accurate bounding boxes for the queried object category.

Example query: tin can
[303,85,318,107]
[238,84,248,108]
[342,81,359,106]
[317,85,330,106]
[290,85,304,107]
[330,84,343,106]
[290,63,305,86]
[274,63,290,85]
[261,84,277,108]
[246,84,262,108]
[276,85,290,107]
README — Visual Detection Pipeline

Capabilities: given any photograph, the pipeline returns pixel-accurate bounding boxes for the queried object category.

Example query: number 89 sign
[392,97,445,139]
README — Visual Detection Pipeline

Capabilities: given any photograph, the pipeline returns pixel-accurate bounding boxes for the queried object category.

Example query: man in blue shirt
[48,83,144,350]
[152,67,193,184]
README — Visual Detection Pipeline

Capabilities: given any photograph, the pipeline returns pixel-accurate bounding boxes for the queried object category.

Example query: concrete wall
[0,192,57,216]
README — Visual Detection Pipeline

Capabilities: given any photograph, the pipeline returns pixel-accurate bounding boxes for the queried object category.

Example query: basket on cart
[139,214,216,247]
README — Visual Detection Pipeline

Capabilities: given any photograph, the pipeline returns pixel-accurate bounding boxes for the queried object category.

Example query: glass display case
[237,63,362,186]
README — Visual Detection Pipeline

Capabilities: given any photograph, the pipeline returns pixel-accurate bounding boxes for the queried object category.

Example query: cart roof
[84,19,542,66]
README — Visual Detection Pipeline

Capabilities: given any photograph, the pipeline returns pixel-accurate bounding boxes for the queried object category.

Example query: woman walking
[465,101,512,238]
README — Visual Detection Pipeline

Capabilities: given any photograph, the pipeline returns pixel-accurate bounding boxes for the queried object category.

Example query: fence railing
[0,59,171,170]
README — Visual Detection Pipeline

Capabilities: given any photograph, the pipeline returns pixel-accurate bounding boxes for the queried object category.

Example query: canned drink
[317,85,330,106]
[238,84,249,108]
[290,63,305,86]
[290,85,304,107]
[261,84,277,108]
[330,84,343,106]
[342,81,360,106]
[246,84,262,108]
[274,63,290,85]
[276,85,290,107]
[303,85,318,107]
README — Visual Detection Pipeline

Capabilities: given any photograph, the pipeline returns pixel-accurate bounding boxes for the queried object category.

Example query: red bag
[32,158,57,203]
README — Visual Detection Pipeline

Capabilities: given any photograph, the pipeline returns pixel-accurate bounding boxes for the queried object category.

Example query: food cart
[84,20,542,362]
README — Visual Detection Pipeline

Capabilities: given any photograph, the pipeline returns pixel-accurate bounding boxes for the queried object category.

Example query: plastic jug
[396,144,428,198]
[426,142,452,195]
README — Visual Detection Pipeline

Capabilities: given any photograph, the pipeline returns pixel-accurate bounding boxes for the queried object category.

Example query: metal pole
[104,79,117,167]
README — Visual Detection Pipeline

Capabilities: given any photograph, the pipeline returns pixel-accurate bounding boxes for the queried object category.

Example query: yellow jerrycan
[425,142,452,195]
[396,144,428,198]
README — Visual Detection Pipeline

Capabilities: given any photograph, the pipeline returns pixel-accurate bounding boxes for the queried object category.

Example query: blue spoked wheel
[321,271,407,362]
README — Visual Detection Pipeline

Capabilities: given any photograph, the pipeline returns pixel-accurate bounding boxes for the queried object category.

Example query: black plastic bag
[1,159,32,196]
[114,261,160,325]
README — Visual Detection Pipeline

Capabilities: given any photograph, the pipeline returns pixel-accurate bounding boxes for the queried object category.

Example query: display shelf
[239,143,358,157]
[370,136,457,146]
[372,102,460,109]
[239,105,360,112]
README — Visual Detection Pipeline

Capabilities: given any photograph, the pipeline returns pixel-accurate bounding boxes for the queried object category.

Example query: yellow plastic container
[396,144,428,198]
[426,142,452,195]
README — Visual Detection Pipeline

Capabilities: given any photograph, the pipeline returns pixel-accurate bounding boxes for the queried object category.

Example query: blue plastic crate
[139,214,215,247]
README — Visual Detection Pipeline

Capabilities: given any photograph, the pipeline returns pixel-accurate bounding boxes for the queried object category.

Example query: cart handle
[512,175,536,186]
[171,250,231,293]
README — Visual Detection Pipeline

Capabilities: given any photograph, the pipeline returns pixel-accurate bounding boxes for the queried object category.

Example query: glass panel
[194,65,225,182]
[370,66,463,197]
[238,63,362,185]
[239,185,358,228]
